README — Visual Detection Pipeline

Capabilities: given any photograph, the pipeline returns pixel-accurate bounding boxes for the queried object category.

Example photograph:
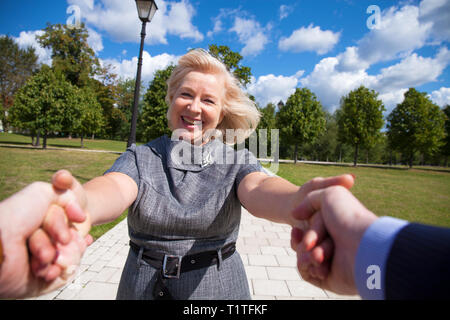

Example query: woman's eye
[181,92,192,98]
[204,99,215,105]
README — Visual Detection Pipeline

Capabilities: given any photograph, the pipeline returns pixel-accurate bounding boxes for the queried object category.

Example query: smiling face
[168,70,225,144]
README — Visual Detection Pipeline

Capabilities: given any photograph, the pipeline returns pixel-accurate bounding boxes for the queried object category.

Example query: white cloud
[373,47,450,92]
[300,47,450,113]
[87,27,103,53]
[300,57,375,111]
[279,5,294,20]
[230,17,270,56]
[68,0,203,45]
[102,51,179,86]
[429,87,450,107]
[246,72,303,107]
[207,19,222,38]
[278,24,340,55]
[357,5,432,65]
[419,0,450,42]
[335,47,370,72]
[13,30,52,66]
[378,88,409,113]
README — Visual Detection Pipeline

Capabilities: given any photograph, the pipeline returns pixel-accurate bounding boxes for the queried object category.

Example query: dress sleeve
[234,148,263,190]
[104,144,140,187]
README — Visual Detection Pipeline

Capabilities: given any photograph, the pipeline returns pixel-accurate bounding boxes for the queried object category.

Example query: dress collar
[157,135,221,172]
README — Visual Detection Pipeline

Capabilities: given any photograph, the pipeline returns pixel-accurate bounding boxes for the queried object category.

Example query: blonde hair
[166,48,260,144]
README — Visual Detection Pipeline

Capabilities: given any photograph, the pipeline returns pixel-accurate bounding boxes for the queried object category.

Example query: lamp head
[135,0,158,22]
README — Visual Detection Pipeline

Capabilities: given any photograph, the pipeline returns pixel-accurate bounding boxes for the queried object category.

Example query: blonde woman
[29,49,354,300]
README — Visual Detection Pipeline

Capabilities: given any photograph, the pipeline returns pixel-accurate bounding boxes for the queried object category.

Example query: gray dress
[104,135,262,300]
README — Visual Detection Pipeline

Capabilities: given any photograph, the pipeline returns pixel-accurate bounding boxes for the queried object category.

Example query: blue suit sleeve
[354,217,408,299]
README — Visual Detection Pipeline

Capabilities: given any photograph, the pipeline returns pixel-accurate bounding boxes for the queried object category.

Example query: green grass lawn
[0,132,131,153]
[0,145,127,240]
[266,163,450,228]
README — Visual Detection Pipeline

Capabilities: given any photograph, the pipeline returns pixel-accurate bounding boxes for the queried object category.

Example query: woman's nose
[189,98,202,113]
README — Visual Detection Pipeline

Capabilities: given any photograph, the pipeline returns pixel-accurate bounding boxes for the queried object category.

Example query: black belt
[129,241,236,300]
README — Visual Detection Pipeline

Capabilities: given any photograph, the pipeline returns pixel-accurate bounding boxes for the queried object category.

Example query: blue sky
[1,0,449,114]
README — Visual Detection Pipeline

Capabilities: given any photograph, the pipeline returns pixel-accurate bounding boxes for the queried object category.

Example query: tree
[9,66,75,148]
[115,78,136,140]
[140,66,175,142]
[277,88,326,163]
[37,23,100,88]
[442,105,450,166]
[257,103,277,157]
[71,87,104,148]
[387,88,446,168]
[337,86,385,166]
[208,44,252,87]
[304,111,339,162]
[0,35,39,131]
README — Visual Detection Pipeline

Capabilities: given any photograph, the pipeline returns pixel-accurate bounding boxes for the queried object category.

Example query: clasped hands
[0,170,92,298]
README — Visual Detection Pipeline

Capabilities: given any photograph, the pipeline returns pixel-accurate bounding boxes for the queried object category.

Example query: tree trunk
[43,131,47,149]
[294,143,298,164]
[353,143,359,166]
[91,133,95,140]
[80,134,84,148]
[31,135,35,146]
[409,153,413,168]
[339,146,342,162]
[366,149,369,164]
[68,132,72,139]
[35,131,40,147]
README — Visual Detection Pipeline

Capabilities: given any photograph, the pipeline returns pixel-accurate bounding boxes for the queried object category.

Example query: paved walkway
[29,209,360,300]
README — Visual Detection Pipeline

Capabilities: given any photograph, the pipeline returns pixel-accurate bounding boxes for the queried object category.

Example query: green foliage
[71,87,105,147]
[37,23,100,88]
[258,103,277,131]
[277,87,326,161]
[442,105,450,158]
[337,85,385,166]
[208,44,252,87]
[257,103,277,157]
[387,88,446,167]
[303,111,339,162]
[10,66,76,147]
[115,78,137,140]
[0,35,39,130]
[139,66,175,142]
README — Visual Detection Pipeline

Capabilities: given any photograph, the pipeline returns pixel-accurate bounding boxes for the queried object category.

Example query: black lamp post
[127,0,158,148]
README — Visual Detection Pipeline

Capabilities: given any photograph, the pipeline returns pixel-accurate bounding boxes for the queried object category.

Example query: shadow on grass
[46,143,83,149]
[0,141,31,146]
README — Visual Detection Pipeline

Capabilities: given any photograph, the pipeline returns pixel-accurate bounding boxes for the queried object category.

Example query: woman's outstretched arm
[237,171,354,227]
[51,170,138,231]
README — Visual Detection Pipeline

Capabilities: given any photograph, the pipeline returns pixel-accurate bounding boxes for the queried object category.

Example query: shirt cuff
[354,216,409,300]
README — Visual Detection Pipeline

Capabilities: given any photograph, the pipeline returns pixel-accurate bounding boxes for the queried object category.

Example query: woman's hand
[287,174,355,228]
[27,170,93,291]
[0,173,91,298]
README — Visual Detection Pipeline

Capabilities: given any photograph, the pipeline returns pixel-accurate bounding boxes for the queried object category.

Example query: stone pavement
[29,209,360,300]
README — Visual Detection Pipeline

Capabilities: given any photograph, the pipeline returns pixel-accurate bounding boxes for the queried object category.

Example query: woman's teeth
[182,116,202,126]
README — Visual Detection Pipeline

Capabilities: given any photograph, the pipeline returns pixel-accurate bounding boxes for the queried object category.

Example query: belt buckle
[162,254,182,279]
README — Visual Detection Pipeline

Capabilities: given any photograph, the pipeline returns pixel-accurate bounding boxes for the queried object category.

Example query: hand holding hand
[290,185,378,295]
[0,172,91,298]
[28,170,93,285]
[287,174,355,229]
